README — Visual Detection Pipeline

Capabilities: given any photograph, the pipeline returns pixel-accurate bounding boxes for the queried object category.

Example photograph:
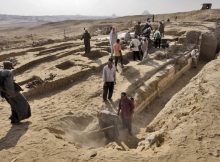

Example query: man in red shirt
[118,92,134,135]
[113,39,124,71]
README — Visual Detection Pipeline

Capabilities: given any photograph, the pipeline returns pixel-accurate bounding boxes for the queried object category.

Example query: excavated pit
[95,41,110,47]
[20,26,220,149]
[13,47,88,75]
[48,114,142,149]
[82,50,109,59]
[21,38,217,150]
[45,58,207,150]
[48,115,106,148]
[55,61,75,70]
[37,44,74,56]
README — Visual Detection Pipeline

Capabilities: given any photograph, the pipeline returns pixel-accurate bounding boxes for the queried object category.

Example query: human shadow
[0,121,31,151]
[121,66,141,84]
[93,59,102,65]
[146,59,161,68]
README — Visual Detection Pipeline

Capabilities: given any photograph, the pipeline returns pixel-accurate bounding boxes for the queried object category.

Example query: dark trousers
[122,116,132,134]
[103,82,114,100]
[115,56,123,68]
[154,39,161,48]
[133,51,141,61]
[139,50,143,60]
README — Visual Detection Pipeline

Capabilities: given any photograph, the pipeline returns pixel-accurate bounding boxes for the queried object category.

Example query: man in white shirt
[103,58,116,101]
[130,36,141,61]
[190,49,199,68]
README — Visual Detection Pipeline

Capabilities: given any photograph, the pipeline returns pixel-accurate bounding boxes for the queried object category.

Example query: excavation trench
[21,26,220,149]
[20,27,220,149]
[47,58,206,150]
[13,46,95,76]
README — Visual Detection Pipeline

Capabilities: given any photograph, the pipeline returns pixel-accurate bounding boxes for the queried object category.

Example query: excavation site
[0,8,220,162]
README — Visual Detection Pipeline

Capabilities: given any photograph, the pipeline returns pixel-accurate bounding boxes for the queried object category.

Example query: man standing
[142,21,152,34]
[141,38,149,61]
[113,39,124,71]
[124,31,131,44]
[118,92,134,135]
[152,15,155,22]
[0,61,31,124]
[142,26,152,39]
[191,49,199,68]
[103,58,116,101]
[158,21,165,37]
[109,27,118,57]
[154,29,161,48]
[81,29,91,53]
[130,36,141,61]
[134,21,142,37]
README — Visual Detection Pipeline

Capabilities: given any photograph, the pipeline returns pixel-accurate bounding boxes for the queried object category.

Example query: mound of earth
[137,57,220,162]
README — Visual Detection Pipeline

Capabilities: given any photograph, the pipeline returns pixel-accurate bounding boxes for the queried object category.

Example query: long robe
[0,69,31,122]
[109,30,118,56]
[81,31,91,53]
[159,23,165,36]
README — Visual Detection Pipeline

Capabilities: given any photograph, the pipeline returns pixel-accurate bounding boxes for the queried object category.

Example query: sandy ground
[0,36,175,161]
[0,9,220,162]
[0,54,219,162]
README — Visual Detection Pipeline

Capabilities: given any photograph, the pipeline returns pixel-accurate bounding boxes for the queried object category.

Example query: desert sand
[0,9,220,162]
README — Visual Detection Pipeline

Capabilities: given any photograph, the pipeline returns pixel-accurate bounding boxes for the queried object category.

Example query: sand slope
[139,57,220,162]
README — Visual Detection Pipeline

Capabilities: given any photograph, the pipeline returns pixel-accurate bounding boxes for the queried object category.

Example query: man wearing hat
[0,61,31,124]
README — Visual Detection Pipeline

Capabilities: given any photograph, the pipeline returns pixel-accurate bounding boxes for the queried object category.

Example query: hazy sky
[0,0,220,16]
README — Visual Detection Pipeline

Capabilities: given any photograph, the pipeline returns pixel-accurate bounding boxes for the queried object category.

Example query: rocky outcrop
[214,24,220,52]
[200,32,218,61]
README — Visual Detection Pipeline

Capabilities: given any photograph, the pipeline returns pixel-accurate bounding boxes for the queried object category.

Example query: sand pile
[136,57,220,162]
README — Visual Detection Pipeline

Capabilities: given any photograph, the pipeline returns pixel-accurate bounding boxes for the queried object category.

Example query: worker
[109,27,118,57]
[134,21,142,37]
[81,29,91,53]
[102,58,116,101]
[118,92,134,135]
[158,21,165,37]
[154,29,161,48]
[130,36,141,61]
[0,61,31,124]
[113,39,124,71]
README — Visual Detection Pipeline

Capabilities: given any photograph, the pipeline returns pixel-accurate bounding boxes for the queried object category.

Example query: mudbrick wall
[135,54,192,113]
